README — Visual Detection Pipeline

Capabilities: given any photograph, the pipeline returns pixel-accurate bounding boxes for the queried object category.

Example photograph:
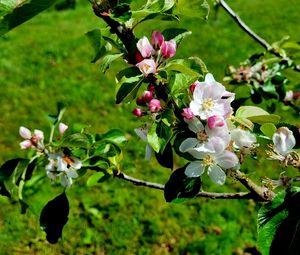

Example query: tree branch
[114,171,267,201]
[218,0,272,51]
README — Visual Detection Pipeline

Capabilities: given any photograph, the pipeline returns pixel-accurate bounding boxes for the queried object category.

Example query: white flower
[230,128,257,148]
[19,126,44,150]
[46,152,81,188]
[179,117,230,155]
[189,73,234,120]
[185,150,239,185]
[272,127,296,155]
[135,126,153,160]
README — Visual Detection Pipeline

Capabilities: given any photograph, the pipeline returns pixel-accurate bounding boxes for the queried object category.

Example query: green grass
[0,0,300,254]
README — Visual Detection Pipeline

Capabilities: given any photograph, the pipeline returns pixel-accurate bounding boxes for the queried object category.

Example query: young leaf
[97,129,127,146]
[116,75,144,104]
[258,187,300,255]
[164,166,201,203]
[260,123,277,139]
[162,28,192,45]
[100,53,124,73]
[40,192,69,244]
[147,122,172,153]
[61,133,91,149]
[85,29,105,63]
[86,172,110,187]
[169,72,198,96]
[0,0,59,36]
[175,0,210,20]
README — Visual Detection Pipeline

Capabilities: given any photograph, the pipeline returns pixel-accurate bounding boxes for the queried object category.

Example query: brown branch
[218,0,272,51]
[114,171,267,201]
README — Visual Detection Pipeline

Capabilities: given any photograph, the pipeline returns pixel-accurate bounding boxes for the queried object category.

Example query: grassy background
[0,0,299,254]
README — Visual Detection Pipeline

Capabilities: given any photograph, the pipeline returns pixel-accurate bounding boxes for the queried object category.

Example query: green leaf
[0,182,10,198]
[100,53,124,73]
[0,158,23,181]
[40,192,69,244]
[86,172,110,187]
[61,133,91,148]
[258,187,300,255]
[169,72,198,96]
[47,102,66,125]
[85,29,106,63]
[164,166,201,203]
[83,156,109,169]
[248,114,280,125]
[282,41,300,51]
[162,28,192,45]
[155,141,173,169]
[116,74,143,104]
[0,0,16,17]
[260,123,277,139]
[175,0,210,20]
[98,129,127,146]
[0,0,59,36]
[147,122,172,153]
[235,106,270,119]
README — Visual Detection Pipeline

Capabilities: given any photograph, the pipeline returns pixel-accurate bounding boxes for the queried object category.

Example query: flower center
[197,131,208,142]
[63,155,74,167]
[203,155,214,166]
[202,98,214,110]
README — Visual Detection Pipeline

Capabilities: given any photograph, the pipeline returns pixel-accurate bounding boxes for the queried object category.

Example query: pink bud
[33,129,44,141]
[137,36,153,58]
[136,97,146,106]
[133,108,144,117]
[149,99,161,113]
[207,116,225,129]
[161,39,176,59]
[19,126,31,139]
[20,140,33,149]
[190,80,200,93]
[182,108,194,120]
[147,84,155,92]
[151,31,164,50]
[142,91,153,103]
[59,123,68,136]
[136,59,157,77]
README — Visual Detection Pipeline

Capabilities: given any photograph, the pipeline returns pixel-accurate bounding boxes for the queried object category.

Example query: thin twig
[114,171,265,201]
[218,0,272,51]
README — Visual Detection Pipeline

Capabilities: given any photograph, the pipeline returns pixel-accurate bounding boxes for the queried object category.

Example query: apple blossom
[149,99,161,113]
[19,126,44,150]
[46,152,82,188]
[151,31,164,50]
[272,127,296,155]
[189,73,233,120]
[230,128,257,149]
[136,59,157,76]
[137,36,153,58]
[161,40,176,59]
[59,123,68,136]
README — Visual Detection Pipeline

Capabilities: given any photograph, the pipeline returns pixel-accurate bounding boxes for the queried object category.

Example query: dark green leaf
[112,3,132,22]
[0,182,10,198]
[19,199,29,214]
[162,28,192,45]
[85,29,106,63]
[0,0,59,36]
[155,141,173,169]
[116,74,143,104]
[40,192,69,244]
[258,187,300,255]
[164,166,201,203]
[0,158,23,181]
[97,129,127,146]
[62,133,91,149]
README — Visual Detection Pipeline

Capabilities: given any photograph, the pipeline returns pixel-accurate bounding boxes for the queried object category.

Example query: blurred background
[0,0,299,254]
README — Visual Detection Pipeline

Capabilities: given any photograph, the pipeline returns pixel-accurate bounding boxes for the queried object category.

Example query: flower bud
[182,108,194,120]
[151,31,164,50]
[136,59,157,77]
[149,99,161,113]
[133,108,144,117]
[143,91,153,103]
[189,80,200,93]
[59,123,68,136]
[136,97,146,106]
[161,39,176,59]
[19,126,31,139]
[273,127,296,155]
[207,115,225,129]
[147,84,155,92]
[137,36,153,58]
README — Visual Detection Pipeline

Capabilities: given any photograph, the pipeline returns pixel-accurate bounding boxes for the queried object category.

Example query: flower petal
[185,161,205,177]
[207,165,226,185]
[204,73,215,83]
[33,129,44,140]
[186,117,204,133]
[19,126,31,139]
[215,150,239,169]
[145,144,153,160]
[179,138,198,152]
[61,175,72,188]
[66,169,78,178]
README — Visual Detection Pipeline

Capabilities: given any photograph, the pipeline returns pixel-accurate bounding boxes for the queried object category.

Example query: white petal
[230,128,256,148]
[215,150,239,169]
[273,127,296,155]
[134,127,147,141]
[70,158,82,170]
[66,169,78,178]
[19,126,31,139]
[204,73,215,83]
[186,118,204,133]
[190,100,201,116]
[179,138,198,152]
[61,175,72,188]
[207,165,226,185]
[20,140,32,149]
[33,129,44,140]
[145,144,153,160]
[185,161,205,177]
[57,158,68,171]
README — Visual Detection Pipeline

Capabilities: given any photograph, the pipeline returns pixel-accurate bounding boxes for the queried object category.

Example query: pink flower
[137,36,153,58]
[182,108,194,120]
[149,99,161,113]
[59,123,68,136]
[207,116,225,129]
[161,39,176,59]
[19,126,44,150]
[151,31,164,50]
[133,108,144,117]
[136,59,157,76]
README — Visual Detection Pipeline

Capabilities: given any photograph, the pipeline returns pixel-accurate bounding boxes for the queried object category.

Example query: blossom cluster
[180,74,257,185]
[19,123,82,188]
[135,31,176,77]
